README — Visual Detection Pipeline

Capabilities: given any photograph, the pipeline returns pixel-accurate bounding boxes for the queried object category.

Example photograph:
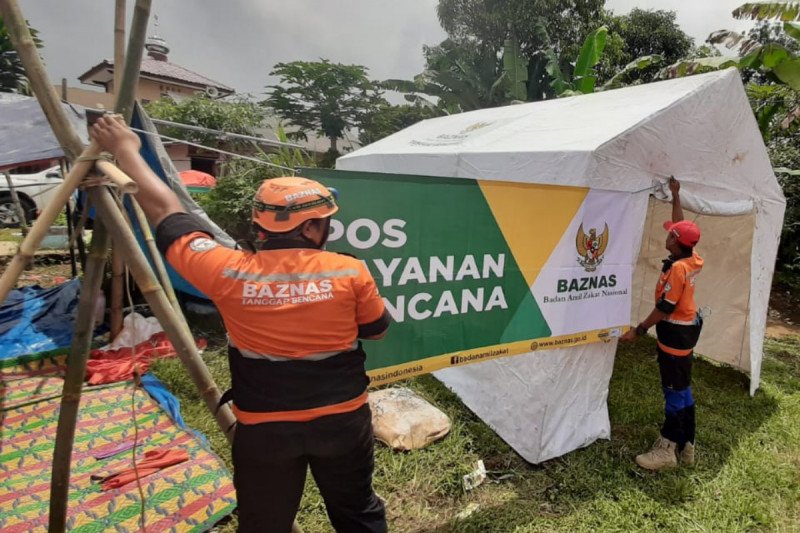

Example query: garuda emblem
[576,222,609,272]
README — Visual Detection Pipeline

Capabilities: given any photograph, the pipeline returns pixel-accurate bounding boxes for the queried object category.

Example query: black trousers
[232,404,387,533]
[657,348,696,449]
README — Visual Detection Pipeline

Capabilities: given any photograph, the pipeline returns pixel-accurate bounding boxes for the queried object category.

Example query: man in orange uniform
[621,178,703,470]
[91,117,390,532]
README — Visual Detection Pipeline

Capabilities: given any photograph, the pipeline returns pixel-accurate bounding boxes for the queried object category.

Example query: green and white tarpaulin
[303,169,636,384]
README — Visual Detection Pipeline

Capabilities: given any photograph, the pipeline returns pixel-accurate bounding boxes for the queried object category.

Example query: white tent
[337,69,786,463]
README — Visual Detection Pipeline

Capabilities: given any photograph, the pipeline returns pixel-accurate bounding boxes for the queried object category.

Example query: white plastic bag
[369,387,451,451]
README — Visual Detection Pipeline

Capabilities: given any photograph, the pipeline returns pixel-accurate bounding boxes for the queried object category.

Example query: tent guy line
[128,126,296,173]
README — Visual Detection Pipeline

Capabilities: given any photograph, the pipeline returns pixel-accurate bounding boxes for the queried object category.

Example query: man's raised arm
[90,116,184,226]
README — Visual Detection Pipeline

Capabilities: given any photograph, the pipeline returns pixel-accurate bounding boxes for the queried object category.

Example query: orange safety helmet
[252,177,339,233]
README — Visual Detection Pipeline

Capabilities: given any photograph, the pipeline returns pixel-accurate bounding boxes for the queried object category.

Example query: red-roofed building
[76,35,234,105]
[67,34,236,174]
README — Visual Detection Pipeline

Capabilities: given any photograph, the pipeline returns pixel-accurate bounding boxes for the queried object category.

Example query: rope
[148,118,306,150]
[75,153,115,164]
[116,184,147,532]
[129,127,297,174]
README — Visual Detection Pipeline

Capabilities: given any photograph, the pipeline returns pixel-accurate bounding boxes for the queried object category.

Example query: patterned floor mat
[0,368,236,532]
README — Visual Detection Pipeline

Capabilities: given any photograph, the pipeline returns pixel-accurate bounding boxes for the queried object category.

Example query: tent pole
[114,0,125,95]
[131,197,184,317]
[109,0,127,339]
[47,222,111,532]
[91,187,236,433]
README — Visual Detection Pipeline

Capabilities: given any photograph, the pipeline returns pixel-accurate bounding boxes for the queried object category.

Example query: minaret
[144,15,169,61]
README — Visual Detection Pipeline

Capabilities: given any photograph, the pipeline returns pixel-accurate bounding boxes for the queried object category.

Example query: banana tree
[548,25,609,96]
[660,2,800,136]
[382,38,527,113]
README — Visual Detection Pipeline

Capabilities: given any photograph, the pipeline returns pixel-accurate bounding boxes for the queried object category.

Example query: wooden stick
[96,159,139,194]
[91,188,236,436]
[47,222,110,532]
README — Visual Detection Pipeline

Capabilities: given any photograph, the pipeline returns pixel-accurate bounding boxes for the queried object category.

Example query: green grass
[149,334,800,532]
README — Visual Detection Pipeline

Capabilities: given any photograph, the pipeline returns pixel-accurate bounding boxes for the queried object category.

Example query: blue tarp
[0,279,81,363]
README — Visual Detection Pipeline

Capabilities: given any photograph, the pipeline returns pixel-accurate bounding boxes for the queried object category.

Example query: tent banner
[302,169,635,386]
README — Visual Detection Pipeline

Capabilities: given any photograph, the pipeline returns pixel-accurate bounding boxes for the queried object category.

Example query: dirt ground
[767,286,800,337]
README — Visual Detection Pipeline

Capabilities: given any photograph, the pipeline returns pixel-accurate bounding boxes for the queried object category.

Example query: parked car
[0,166,64,227]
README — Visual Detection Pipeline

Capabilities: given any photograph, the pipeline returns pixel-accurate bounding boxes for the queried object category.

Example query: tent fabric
[0,279,81,365]
[337,70,785,463]
[0,93,90,171]
[179,169,217,191]
[127,103,235,300]
[633,199,755,371]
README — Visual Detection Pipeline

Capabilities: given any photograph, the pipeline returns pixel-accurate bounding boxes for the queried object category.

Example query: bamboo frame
[0,0,300,530]
[92,188,234,431]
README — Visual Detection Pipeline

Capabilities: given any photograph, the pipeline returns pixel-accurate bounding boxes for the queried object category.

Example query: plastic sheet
[0,279,81,364]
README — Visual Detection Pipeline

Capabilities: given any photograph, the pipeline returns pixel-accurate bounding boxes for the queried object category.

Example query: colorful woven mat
[0,368,235,532]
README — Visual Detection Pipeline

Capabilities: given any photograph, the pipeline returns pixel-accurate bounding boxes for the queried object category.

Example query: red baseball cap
[663,220,700,247]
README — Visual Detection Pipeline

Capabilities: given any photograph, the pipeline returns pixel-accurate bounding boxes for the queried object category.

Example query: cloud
[21,0,446,97]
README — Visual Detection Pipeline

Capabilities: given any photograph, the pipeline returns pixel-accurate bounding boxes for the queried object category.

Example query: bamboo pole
[114,0,125,95]
[47,222,110,531]
[91,188,235,434]
[131,198,183,316]
[96,159,139,193]
[116,0,152,122]
[110,0,127,340]
[0,148,102,304]
[63,192,79,277]
[109,252,125,339]
[0,1,104,304]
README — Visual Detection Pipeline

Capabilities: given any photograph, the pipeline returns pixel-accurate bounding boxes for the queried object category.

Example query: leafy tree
[265,60,385,154]
[436,0,605,58]
[0,17,42,94]
[144,95,266,146]
[359,103,442,145]
[383,39,511,113]
[434,0,606,101]
[601,9,693,84]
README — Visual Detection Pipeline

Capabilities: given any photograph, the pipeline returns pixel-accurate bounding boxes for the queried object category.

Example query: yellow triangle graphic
[478,181,588,286]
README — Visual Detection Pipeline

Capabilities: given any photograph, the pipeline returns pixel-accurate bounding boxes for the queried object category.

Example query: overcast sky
[21,1,755,98]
